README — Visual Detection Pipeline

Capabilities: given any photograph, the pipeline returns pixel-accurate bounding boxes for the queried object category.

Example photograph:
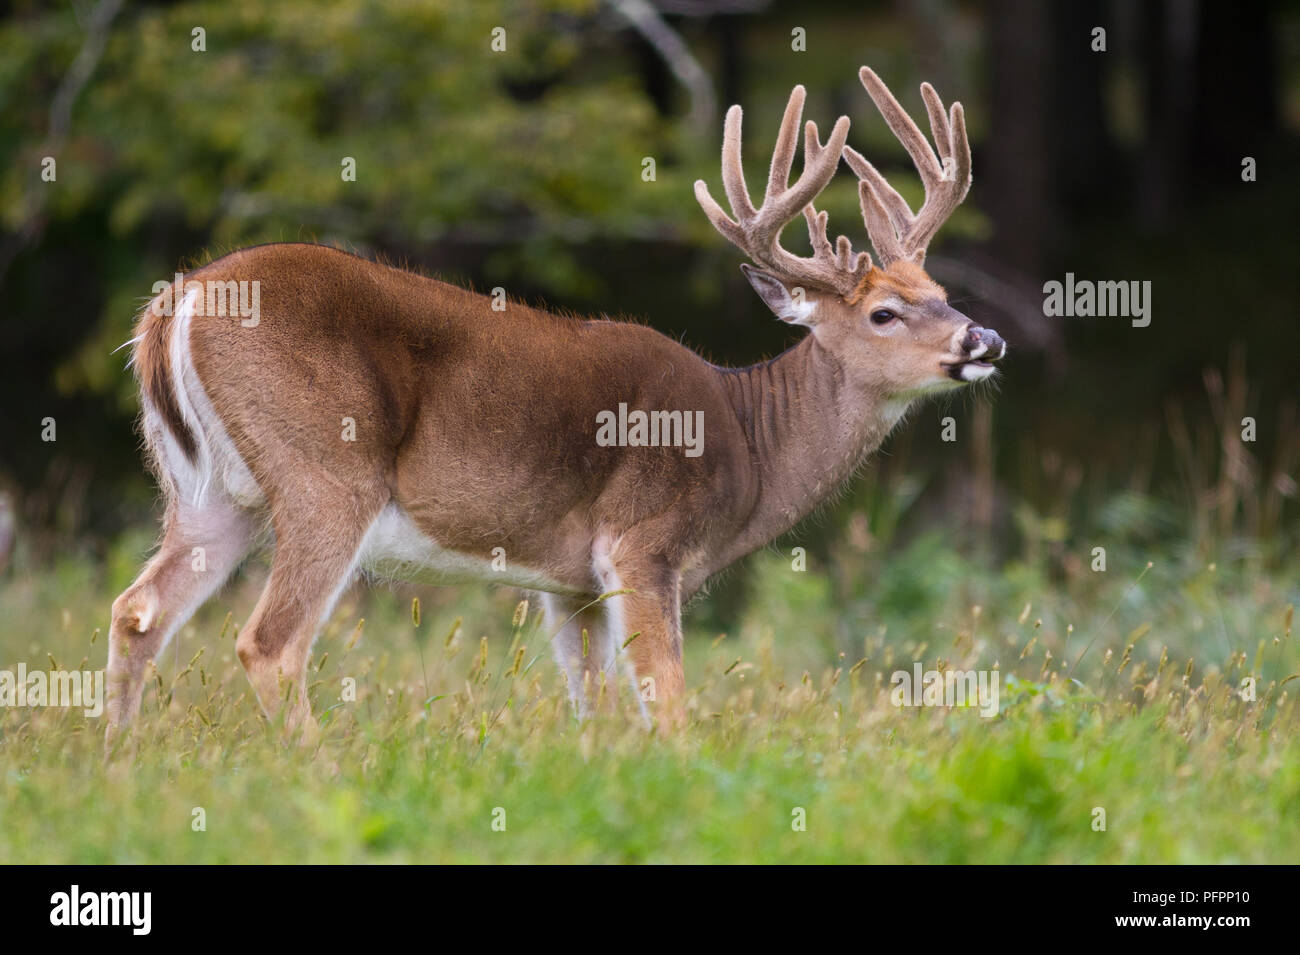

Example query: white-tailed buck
[108,66,1004,737]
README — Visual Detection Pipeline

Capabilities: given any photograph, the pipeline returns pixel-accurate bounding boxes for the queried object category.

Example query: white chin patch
[959,362,997,383]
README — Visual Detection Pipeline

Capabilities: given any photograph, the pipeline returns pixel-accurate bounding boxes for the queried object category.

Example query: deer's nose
[961,325,1006,360]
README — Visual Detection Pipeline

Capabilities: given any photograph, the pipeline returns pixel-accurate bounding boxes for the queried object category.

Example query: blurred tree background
[0,0,1296,608]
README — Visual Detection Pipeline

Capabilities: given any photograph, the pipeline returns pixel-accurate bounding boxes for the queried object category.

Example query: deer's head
[696,67,1005,398]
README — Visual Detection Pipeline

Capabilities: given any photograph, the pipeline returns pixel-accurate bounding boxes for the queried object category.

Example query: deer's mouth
[945,357,999,382]
[945,327,1006,382]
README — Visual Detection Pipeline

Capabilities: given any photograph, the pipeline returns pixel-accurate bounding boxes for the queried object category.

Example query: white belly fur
[358,503,572,593]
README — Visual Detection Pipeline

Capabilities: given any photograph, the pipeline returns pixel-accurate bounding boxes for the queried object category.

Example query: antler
[694,85,871,296]
[843,66,972,267]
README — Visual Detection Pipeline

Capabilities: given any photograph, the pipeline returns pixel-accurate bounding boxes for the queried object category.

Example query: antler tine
[804,199,870,279]
[856,179,904,266]
[695,85,866,295]
[694,106,747,248]
[765,86,806,204]
[719,104,756,224]
[693,178,745,248]
[858,67,944,188]
[749,90,850,253]
[908,97,971,254]
[802,118,868,278]
[843,147,911,235]
[802,205,832,258]
[847,66,973,266]
[920,83,952,168]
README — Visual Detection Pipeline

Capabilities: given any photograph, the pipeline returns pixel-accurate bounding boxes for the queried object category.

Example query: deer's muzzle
[948,325,1006,382]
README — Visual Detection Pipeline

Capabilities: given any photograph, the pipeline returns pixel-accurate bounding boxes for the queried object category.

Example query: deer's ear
[741,264,817,326]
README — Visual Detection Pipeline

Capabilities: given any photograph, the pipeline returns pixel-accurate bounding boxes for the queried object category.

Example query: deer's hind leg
[234,484,387,741]
[107,496,255,732]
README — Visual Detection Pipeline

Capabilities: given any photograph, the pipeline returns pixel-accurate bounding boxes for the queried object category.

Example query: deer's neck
[718,335,906,559]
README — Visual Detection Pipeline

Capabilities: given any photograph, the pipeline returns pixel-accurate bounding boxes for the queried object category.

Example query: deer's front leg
[543,593,620,718]
[593,536,685,729]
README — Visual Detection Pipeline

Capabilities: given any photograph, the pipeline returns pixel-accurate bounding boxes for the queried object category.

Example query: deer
[106,66,1005,740]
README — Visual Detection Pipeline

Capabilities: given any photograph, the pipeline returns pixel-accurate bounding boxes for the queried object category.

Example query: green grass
[1,527,1296,864]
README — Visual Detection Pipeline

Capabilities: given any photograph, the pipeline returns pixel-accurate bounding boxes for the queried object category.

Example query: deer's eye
[870,308,897,325]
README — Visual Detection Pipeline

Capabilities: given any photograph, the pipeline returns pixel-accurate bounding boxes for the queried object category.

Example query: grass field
[1,518,1296,864]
